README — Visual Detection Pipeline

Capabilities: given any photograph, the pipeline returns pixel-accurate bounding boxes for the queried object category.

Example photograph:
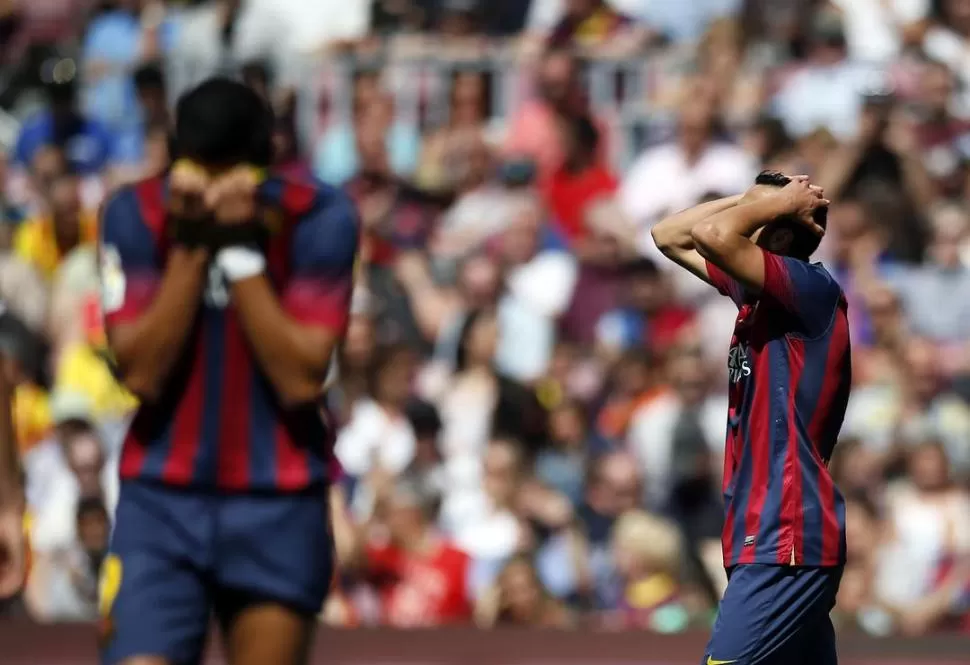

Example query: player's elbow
[650,221,681,255]
[690,222,725,258]
[275,379,324,410]
[117,368,165,403]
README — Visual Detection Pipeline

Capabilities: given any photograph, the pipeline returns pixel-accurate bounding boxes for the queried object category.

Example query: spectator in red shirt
[364,476,474,627]
[543,113,618,247]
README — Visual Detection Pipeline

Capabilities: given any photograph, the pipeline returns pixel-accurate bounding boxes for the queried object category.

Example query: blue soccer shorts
[701,564,843,665]
[99,480,333,665]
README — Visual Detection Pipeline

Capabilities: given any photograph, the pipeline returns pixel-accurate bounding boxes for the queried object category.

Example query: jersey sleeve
[282,188,359,333]
[98,187,160,328]
[705,259,745,307]
[761,249,842,336]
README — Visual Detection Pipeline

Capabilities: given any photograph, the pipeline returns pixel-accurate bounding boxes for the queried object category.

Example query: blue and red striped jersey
[99,174,358,492]
[706,249,851,568]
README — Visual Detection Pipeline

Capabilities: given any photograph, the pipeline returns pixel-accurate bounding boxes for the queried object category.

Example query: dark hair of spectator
[567,113,600,157]
[406,399,442,438]
[750,115,793,164]
[76,496,109,523]
[133,63,166,94]
[455,308,494,373]
[754,169,828,259]
[449,69,492,121]
[174,77,274,167]
[241,60,274,92]
[622,257,659,278]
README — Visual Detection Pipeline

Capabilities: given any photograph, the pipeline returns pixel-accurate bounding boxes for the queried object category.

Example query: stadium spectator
[601,510,687,631]
[475,554,573,627]
[416,70,491,192]
[80,0,175,130]
[874,440,970,633]
[361,475,474,627]
[12,77,116,178]
[23,496,109,622]
[24,392,115,557]
[314,71,421,187]
[542,113,618,248]
[504,48,592,180]
[14,172,97,281]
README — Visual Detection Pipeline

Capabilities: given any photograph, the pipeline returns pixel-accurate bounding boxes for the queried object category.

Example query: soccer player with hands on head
[95,78,358,665]
[653,172,851,665]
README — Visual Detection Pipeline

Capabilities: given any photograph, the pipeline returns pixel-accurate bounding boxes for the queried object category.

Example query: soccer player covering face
[652,172,851,665]
[94,79,358,665]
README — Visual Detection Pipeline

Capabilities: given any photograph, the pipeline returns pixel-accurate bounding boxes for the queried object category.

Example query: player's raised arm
[99,173,210,402]
[690,176,828,298]
[208,173,358,408]
[650,194,743,284]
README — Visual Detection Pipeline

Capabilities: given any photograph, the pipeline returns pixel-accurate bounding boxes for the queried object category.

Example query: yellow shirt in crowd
[55,342,139,422]
[14,384,50,454]
[14,212,99,279]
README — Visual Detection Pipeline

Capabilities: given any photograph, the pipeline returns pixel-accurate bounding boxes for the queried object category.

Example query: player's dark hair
[174,77,274,168]
[754,169,828,259]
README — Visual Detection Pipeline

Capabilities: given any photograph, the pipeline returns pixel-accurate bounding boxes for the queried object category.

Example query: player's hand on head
[0,502,26,599]
[205,166,260,225]
[169,160,211,221]
[778,176,829,236]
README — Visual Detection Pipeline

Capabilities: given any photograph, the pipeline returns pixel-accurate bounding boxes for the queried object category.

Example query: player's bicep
[98,188,160,333]
[761,252,841,335]
[282,192,359,333]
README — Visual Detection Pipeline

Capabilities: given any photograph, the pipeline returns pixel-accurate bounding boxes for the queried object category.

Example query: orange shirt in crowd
[597,388,664,441]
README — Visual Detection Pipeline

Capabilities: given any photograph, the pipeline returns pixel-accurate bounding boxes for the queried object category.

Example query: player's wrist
[216,246,265,282]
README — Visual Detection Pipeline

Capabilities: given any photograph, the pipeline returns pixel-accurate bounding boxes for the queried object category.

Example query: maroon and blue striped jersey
[706,249,851,568]
[99,174,358,493]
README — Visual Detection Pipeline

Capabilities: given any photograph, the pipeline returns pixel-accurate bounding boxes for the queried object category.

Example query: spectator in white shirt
[335,344,419,518]
[831,0,928,63]
[24,391,118,556]
[619,91,757,301]
[772,10,882,141]
[620,89,757,240]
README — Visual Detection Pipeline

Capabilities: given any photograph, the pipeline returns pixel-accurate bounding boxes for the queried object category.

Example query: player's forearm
[0,367,22,507]
[108,248,208,402]
[651,194,743,254]
[229,276,337,408]
[691,196,788,260]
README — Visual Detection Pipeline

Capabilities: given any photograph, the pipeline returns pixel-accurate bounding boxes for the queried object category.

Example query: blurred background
[0,0,969,651]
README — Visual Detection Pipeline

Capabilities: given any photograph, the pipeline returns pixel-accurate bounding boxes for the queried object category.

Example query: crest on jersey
[99,245,126,315]
[727,344,751,384]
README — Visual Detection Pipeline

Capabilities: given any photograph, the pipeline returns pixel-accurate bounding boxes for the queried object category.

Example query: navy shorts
[100,481,333,665]
[701,564,843,665]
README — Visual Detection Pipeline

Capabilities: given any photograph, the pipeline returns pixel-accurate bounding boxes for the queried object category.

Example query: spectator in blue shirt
[14,79,116,177]
[112,63,170,167]
[80,0,176,130]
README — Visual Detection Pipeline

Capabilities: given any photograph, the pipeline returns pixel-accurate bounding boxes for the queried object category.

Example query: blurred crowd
[1,0,970,638]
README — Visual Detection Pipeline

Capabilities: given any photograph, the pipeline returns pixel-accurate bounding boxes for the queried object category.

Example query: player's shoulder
[263,173,356,219]
[100,176,166,251]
